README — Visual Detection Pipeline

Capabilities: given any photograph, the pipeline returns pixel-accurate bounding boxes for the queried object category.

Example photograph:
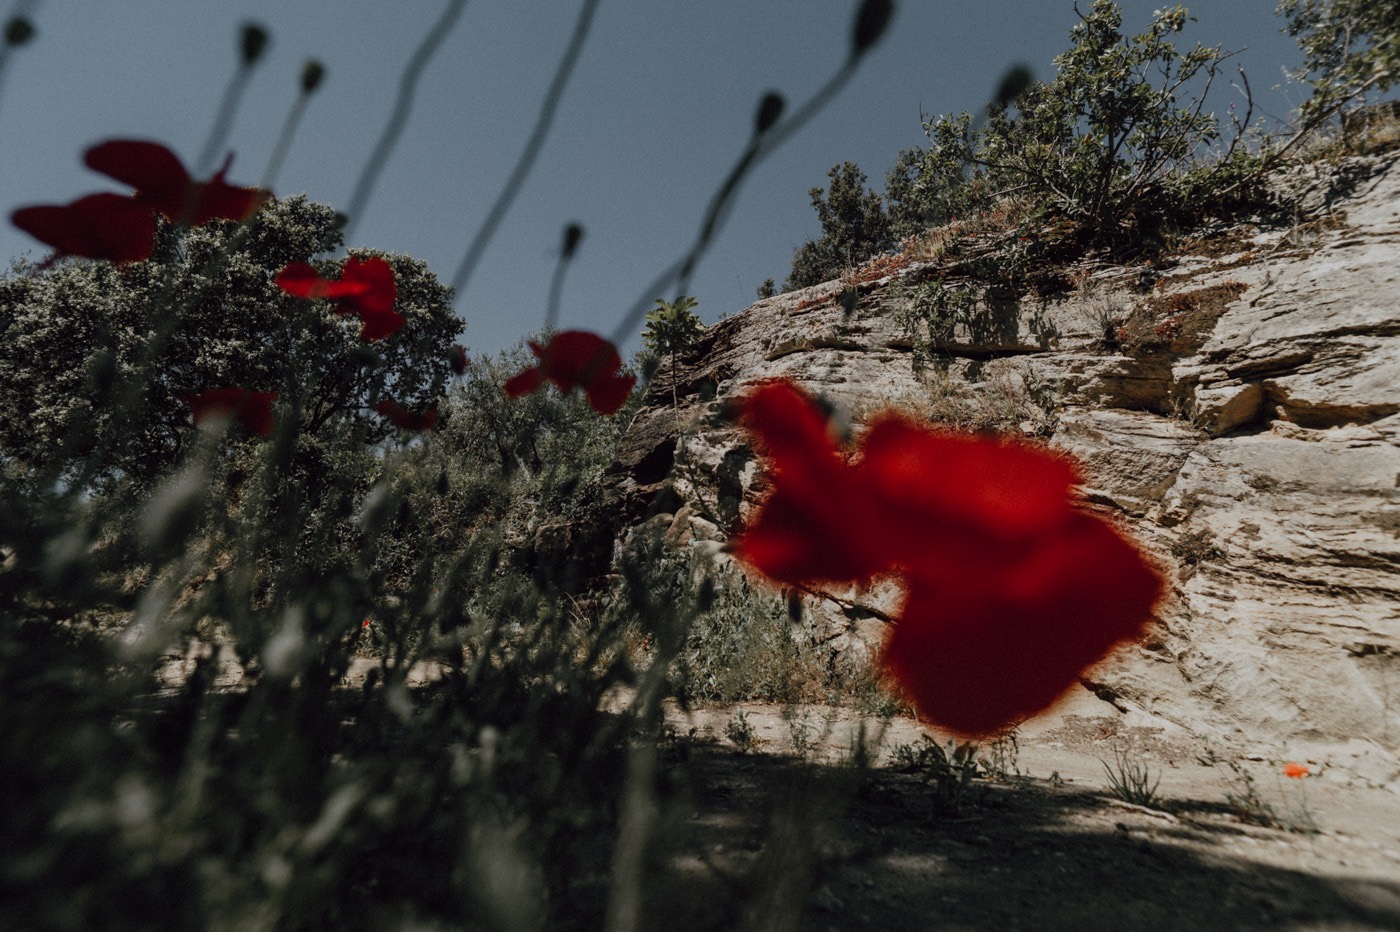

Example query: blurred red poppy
[84,140,268,225]
[731,379,1165,736]
[276,256,403,341]
[885,513,1163,736]
[181,388,278,436]
[730,380,891,585]
[503,330,635,415]
[11,193,158,263]
[374,399,438,431]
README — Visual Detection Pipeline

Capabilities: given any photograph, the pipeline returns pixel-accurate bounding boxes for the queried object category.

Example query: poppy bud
[754,92,784,135]
[993,65,1034,108]
[562,222,584,259]
[839,287,860,317]
[786,589,804,624]
[851,0,894,58]
[240,23,270,65]
[4,16,34,46]
[300,59,326,94]
[448,344,468,375]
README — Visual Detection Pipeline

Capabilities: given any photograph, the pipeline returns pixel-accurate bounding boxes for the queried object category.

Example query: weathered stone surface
[609,153,1400,751]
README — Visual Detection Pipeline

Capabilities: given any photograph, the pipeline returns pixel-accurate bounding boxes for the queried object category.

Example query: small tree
[643,295,704,411]
[0,196,462,486]
[784,162,894,290]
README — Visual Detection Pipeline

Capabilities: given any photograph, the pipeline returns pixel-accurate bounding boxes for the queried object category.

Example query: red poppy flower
[374,399,438,431]
[84,139,268,225]
[503,330,636,416]
[181,388,278,436]
[730,378,1165,736]
[11,193,159,263]
[275,256,403,341]
[730,380,892,585]
[884,513,1163,736]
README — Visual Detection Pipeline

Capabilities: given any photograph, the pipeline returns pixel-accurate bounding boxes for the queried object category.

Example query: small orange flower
[1283,762,1310,779]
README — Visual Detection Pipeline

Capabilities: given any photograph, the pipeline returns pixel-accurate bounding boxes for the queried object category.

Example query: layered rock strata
[609,153,1400,754]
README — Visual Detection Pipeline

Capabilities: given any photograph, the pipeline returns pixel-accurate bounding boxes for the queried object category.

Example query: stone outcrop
[609,152,1400,754]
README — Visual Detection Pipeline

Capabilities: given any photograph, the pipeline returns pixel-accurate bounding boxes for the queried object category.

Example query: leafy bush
[0,196,461,488]
[1279,0,1400,118]
[784,161,895,290]
[898,1,1263,241]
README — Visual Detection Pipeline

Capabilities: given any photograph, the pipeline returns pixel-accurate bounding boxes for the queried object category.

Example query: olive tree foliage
[885,144,965,241]
[893,1,1259,238]
[394,339,633,590]
[0,196,463,486]
[1279,0,1399,115]
[784,161,895,290]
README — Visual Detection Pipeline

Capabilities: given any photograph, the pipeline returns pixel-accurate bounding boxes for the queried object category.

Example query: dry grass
[1114,279,1249,355]
[881,362,1061,438]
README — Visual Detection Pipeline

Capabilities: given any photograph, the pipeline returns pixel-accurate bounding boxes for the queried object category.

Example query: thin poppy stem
[543,251,570,334]
[543,222,583,332]
[342,0,467,242]
[450,0,602,299]
[609,60,858,348]
[196,67,254,177]
[196,24,270,177]
[262,92,311,190]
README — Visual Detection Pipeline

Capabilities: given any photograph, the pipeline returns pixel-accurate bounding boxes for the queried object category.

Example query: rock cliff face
[610,153,1400,752]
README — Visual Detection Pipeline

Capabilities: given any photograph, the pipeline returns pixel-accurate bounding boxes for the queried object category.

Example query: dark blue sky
[0,1,1305,355]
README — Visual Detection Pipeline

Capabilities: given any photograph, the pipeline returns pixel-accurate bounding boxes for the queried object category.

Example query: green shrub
[1279,0,1400,119]
[784,161,895,290]
[0,196,462,488]
[900,1,1263,241]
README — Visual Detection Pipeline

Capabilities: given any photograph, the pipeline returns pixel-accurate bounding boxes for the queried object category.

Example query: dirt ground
[629,690,1400,932]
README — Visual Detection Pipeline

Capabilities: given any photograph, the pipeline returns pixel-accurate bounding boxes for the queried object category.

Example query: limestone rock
[608,152,1400,749]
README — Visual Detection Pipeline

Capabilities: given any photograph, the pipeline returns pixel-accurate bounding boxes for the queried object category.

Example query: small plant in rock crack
[1102,746,1162,807]
[890,735,982,811]
[897,278,980,367]
[725,709,760,753]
